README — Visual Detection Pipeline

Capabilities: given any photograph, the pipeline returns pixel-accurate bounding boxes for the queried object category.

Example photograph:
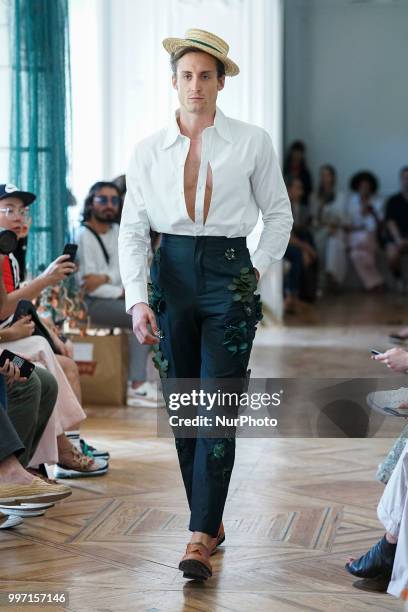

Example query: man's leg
[188,255,260,539]
[0,399,25,464]
[7,373,42,467]
[149,241,202,510]
[156,301,202,509]
[188,315,253,538]
[6,370,57,467]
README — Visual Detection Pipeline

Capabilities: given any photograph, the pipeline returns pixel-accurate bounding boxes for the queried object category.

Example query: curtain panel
[9,0,71,275]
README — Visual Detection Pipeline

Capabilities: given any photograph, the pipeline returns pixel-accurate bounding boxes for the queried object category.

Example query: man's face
[91,187,121,224]
[172,51,225,116]
[0,196,29,237]
[401,170,408,193]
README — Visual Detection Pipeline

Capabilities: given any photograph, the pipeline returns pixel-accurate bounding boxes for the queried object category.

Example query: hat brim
[163,38,239,77]
[0,191,36,206]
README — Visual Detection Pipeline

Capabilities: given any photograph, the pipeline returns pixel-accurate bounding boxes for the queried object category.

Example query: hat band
[186,38,224,56]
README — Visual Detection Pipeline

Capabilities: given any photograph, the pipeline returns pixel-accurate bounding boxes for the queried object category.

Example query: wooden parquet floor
[0,294,406,611]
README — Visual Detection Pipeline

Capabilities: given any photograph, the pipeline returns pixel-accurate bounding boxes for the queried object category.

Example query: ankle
[190,532,213,548]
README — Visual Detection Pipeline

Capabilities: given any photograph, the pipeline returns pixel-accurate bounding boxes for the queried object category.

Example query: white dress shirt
[119,106,293,311]
[77,224,123,299]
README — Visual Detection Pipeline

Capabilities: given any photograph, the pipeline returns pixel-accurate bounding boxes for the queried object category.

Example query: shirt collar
[161,105,233,150]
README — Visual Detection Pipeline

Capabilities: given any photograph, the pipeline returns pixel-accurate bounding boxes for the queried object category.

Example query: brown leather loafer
[209,522,225,555]
[179,542,212,580]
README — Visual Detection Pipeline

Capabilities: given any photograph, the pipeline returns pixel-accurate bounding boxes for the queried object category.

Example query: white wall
[284,0,408,197]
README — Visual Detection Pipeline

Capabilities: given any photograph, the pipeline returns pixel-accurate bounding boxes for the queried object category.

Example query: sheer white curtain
[70,0,285,319]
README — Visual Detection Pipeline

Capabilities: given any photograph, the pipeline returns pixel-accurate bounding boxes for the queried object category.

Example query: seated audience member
[385,166,408,286]
[311,165,347,292]
[346,440,408,597]
[0,185,108,477]
[283,177,318,312]
[77,181,159,407]
[283,141,313,206]
[0,384,72,529]
[371,347,408,484]
[345,171,384,292]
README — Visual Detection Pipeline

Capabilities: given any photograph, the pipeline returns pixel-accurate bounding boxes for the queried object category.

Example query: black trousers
[149,234,262,536]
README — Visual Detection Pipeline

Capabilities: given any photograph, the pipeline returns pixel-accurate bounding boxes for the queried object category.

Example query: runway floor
[0,293,407,611]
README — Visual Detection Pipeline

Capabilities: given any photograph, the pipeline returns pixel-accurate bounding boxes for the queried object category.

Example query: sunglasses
[94,195,121,206]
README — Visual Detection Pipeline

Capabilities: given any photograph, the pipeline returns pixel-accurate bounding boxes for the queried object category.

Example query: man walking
[119,29,292,580]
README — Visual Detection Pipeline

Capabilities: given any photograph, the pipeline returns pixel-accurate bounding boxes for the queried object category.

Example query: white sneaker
[127,382,166,407]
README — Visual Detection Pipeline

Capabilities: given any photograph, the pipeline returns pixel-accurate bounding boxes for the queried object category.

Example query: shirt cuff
[251,249,274,278]
[124,282,149,314]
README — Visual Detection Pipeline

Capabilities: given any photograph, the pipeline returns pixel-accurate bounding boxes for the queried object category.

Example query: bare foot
[0,455,35,485]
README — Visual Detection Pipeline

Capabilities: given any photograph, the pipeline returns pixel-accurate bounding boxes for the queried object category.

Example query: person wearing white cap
[119,28,293,580]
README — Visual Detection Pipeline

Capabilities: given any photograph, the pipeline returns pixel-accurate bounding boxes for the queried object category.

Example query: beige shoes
[0,477,71,505]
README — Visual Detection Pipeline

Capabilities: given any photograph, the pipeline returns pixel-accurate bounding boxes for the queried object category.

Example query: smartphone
[0,349,35,379]
[63,243,78,264]
[370,349,382,356]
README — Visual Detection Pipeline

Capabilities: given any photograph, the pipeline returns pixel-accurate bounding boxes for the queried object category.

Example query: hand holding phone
[0,349,35,379]
[370,349,382,356]
[63,243,78,264]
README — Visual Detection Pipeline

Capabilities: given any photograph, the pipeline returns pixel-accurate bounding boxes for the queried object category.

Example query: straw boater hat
[162,28,239,77]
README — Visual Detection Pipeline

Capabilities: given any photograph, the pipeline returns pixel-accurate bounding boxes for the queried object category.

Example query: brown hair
[170,46,225,79]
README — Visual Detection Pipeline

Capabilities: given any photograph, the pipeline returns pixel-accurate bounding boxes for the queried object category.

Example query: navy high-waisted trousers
[149,233,262,536]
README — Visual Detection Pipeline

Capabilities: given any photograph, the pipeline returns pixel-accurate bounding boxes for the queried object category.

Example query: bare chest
[183,139,213,224]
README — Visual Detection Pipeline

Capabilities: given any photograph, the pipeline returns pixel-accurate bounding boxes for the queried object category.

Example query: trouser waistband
[160,233,247,248]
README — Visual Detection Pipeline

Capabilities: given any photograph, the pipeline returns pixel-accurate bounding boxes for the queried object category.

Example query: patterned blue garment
[376,424,408,484]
